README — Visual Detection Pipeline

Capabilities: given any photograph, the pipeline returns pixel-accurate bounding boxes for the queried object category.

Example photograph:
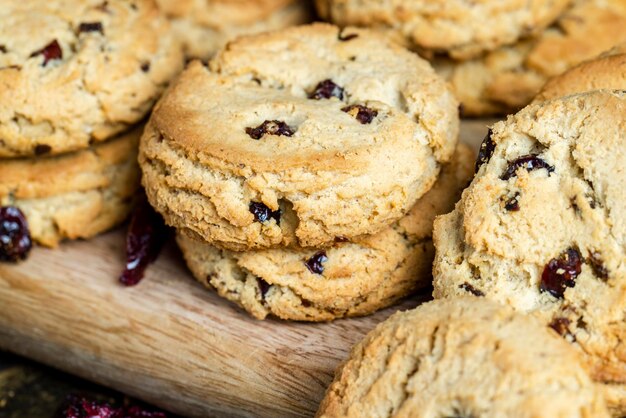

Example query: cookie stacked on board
[0,0,184,258]
[316,0,626,116]
[139,23,468,321]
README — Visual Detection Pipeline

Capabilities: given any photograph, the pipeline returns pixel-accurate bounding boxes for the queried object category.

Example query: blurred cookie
[0,127,141,247]
[0,0,183,157]
[436,0,626,116]
[315,0,572,60]
[433,91,626,413]
[141,24,459,251]
[156,0,312,60]
[176,144,473,321]
[317,297,609,418]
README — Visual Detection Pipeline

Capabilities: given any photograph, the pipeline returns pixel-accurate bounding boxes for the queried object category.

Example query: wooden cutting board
[0,120,492,418]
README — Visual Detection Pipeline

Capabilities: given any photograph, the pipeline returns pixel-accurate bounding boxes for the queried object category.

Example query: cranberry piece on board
[0,206,32,262]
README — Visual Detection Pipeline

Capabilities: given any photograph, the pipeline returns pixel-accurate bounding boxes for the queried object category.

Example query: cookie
[315,0,572,60]
[432,91,626,413]
[0,127,141,247]
[176,144,473,321]
[436,0,626,116]
[534,42,626,102]
[156,0,312,60]
[140,23,459,251]
[0,0,183,157]
[317,297,609,418]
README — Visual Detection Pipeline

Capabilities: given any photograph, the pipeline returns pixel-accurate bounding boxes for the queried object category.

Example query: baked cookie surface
[141,23,459,251]
[0,127,141,247]
[156,0,312,59]
[317,297,609,418]
[0,0,183,157]
[436,0,626,116]
[315,0,572,59]
[433,91,626,411]
[176,144,473,321]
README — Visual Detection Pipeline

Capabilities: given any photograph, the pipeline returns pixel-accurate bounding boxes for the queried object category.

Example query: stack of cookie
[0,0,183,259]
[315,0,626,116]
[139,23,469,321]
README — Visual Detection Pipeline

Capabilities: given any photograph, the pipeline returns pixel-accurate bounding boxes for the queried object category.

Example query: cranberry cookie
[317,297,609,418]
[433,91,626,414]
[436,0,626,116]
[315,0,572,60]
[0,0,183,157]
[156,0,312,60]
[176,145,472,321]
[140,24,459,251]
[0,127,141,249]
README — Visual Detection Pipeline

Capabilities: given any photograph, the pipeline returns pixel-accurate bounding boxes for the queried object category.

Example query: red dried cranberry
[475,129,495,173]
[338,31,358,42]
[55,394,167,418]
[78,22,104,34]
[257,277,271,298]
[245,120,295,140]
[34,144,52,155]
[342,104,377,124]
[540,248,582,298]
[0,206,32,262]
[305,251,327,275]
[119,199,168,286]
[30,40,63,66]
[503,192,520,211]
[249,202,281,224]
[587,251,608,280]
[459,282,484,296]
[501,154,554,181]
[309,79,344,100]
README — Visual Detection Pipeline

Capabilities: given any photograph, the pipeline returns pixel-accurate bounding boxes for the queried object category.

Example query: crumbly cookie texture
[140,23,459,251]
[435,0,626,116]
[156,0,312,60]
[176,145,473,321]
[534,42,626,102]
[0,127,141,247]
[0,0,183,157]
[432,91,626,414]
[317,297,609,418]
[315,0,572,60]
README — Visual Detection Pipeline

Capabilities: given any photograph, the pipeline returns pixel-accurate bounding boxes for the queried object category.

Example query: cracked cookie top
[433,91,626,395]
[0,0,184,157]
[317,297,608,418]
[315,0,572,60]
[140,23,459,250]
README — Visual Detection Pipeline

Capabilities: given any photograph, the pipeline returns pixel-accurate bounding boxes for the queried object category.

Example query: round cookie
[315,0,572,60]
[317,297,609,418]
[0,127,141,247]
[534,42,626,102]
[436,0,626,116]
[0,0,184,157]
[141,23,459,251]
[432,91,626,413]
[156,0,312,60]
[176,144,473,321]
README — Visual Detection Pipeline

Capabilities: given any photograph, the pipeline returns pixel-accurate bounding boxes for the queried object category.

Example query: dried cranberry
[140,62,150,72]
[540,248,582,298]
[309,79,344,100]
[587,251,608,280]
[338,31,358,42]
[305,251,327,275]
[501,154,554,181]
[257,277,271,298]
[342,104,377,124]
[245,120,295,140]
[0,206,32,262]
[459,282,484,296]
[34,144,52,155]
[119,199,168,286]
[249,202,281,224]
[55,394,167,418]
[30,40,63,66]
[475,129,495,173]
[78,22,104,34]
[503,192,520,211]
[0,45,6,53]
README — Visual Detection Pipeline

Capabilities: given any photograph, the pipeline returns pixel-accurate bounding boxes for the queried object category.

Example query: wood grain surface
[0,120,493,418]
